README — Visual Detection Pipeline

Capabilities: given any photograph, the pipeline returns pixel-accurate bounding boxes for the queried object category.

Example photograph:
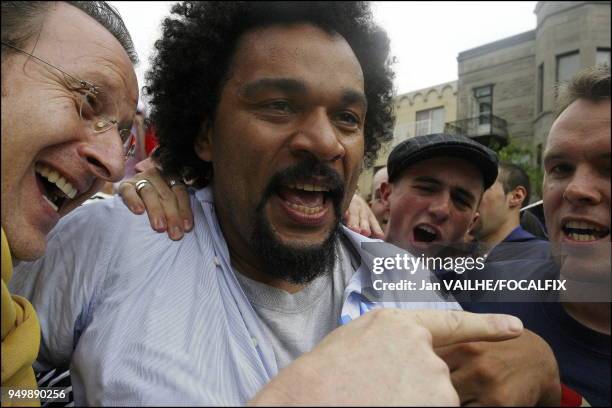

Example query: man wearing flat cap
[380,133,564,406]
[381,133,498,258]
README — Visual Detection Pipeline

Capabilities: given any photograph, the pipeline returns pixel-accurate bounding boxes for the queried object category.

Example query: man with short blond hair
[474,64,611,406]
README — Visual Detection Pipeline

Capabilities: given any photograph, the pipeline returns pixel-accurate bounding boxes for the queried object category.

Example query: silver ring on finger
[135,179,151,193]
[168,179,184,188]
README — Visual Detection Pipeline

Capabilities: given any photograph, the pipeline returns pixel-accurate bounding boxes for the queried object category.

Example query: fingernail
[505,316,523,333]
[157,217,167,231]
[171,226,182,239]
[183,219,192,231]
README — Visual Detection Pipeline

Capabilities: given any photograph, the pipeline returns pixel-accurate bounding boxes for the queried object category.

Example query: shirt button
[251,337,258,348]
[214,256,221,267]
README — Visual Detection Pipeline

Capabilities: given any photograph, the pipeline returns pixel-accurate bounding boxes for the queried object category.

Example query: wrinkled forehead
[33,2,138,106]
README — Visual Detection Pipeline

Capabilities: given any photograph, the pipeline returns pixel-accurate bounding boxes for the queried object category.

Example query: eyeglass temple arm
[1,41,97,91]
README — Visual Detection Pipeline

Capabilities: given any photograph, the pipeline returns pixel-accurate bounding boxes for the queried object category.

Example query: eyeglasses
[1,41,136,159]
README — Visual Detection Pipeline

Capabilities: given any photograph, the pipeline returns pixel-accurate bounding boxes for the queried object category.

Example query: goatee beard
[250,160,345,284]
[251,214,341,284]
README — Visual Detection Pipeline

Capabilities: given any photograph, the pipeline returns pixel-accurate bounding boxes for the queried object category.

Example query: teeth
[56,176,67,190]
[41,195,59,212]
[419,225,436,235]
[35,163,77,199]
[287,183,330,192]
[565,220,605,232]
[567,232,598,242]
[48,171,60,183]
[287,202,324,214]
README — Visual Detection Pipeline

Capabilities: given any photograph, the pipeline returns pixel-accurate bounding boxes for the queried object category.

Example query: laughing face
[382,156,483,258]
[1,3,138,261]
[195,24,365,285]
[543,98,611,282]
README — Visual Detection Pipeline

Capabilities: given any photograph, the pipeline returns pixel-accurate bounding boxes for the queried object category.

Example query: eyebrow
[240,77,367,109]
[453,188,477,205]
[240,78,307,98]
[414,176,476,203]
[414,176,442,186]
[542,152,567,164]
[341,89,368,110]
[546,151,611,163]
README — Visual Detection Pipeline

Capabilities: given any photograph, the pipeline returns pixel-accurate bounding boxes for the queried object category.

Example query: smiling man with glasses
[1,1,138,402]
[1,41,138,164]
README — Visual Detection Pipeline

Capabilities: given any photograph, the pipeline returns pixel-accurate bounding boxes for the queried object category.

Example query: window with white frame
[415,107,445,136]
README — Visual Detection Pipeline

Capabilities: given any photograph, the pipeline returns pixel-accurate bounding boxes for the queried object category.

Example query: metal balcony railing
[444,114,509,147]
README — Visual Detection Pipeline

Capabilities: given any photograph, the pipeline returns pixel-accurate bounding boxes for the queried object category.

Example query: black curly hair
[145,1,395,187]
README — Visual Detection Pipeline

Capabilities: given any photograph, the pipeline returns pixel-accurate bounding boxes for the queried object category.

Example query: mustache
[261,159,345,207]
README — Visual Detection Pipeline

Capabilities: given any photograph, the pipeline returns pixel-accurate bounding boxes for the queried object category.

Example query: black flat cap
[387,133,499,189]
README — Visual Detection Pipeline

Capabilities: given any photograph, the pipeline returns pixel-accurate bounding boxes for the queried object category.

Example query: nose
[78,129,126,182]
[428,192,451,223]
[289,108,345,162]
[563,165,603,206]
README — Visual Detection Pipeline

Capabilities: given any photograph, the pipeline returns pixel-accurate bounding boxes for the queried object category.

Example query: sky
[110,1,538,103]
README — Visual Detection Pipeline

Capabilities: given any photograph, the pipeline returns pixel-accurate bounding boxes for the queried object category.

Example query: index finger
[408,310,523,347]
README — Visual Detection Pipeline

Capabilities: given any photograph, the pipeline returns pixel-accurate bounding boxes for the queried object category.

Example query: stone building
[452,0,610,164]
[358,1,610,200]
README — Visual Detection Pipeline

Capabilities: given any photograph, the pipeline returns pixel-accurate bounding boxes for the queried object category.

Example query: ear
[507,186,527,209]
[469,211,480,231]
[194,121,213,162]
[470,211,480,229]
[380,181,391,210]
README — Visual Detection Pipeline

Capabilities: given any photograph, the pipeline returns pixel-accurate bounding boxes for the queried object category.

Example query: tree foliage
[490,138,544,201]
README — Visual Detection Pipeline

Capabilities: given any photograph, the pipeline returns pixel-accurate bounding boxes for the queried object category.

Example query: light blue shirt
[11,187,458,406]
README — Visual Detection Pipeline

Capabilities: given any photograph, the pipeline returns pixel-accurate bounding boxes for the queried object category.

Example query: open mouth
[277,182,332,217]
[35,163,78,212]
[413,224,439,243]
[562,220,610,242]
